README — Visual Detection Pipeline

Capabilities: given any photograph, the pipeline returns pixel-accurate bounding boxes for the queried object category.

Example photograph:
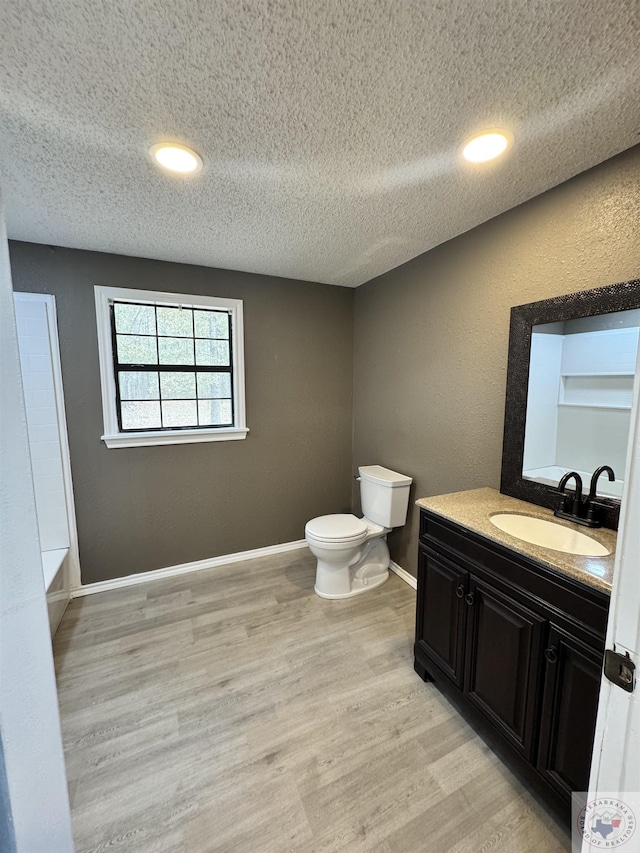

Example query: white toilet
[305,465,413,599]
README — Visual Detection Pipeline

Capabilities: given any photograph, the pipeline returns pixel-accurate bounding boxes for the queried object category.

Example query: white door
[0,200,74,850]
[581,340,640,850]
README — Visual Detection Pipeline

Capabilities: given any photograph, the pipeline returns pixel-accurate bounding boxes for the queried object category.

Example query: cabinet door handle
[455,585,465,598]
[465,592,474,606]
[544,647,558,664]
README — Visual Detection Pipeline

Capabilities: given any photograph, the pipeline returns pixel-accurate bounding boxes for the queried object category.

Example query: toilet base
[312,536,391,599]
[314,569,389,600]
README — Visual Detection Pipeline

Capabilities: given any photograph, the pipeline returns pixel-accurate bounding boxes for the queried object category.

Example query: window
[95,286,247,448]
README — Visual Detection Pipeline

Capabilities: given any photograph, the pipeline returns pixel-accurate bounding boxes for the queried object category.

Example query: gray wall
[353,145,640,576]
[9,243,354,584]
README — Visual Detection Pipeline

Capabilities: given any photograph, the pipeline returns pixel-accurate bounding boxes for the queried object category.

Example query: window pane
[194,310,229,339]
[158,337,194,365]
[114,303,156,335]
[196,373,232,399]
[119,371,159,400]
[121,401,161,429]
[162,400,197,427]
[195,339,230,366]
[198,399,233,426]
[157,306,193,338]
[117,334,158,364]
[160,372,196,399]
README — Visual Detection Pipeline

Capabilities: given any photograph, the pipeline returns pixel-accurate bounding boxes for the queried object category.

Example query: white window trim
[94,285,248,448]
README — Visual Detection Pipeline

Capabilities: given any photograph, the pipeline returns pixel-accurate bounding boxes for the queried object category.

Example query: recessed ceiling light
[462,130,512,164]
[149,142,203,175]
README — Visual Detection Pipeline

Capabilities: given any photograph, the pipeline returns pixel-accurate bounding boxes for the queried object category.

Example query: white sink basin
[489,513,610,557]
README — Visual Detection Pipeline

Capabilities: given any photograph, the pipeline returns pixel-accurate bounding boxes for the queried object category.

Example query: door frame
[14,291,81,593]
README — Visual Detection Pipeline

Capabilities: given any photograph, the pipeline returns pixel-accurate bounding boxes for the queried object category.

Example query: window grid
[109,301,235,432]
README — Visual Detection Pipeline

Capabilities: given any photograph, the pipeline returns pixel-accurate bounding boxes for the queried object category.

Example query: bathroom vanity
[413,488,614,821]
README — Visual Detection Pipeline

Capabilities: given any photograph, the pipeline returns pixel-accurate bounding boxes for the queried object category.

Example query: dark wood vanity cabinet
[415,509,609,821]
[537,626,603,800]
[415,548,467,687]
[464,575,545,759]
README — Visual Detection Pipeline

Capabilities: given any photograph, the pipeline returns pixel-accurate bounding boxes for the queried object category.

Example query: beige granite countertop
[416,488,616,595]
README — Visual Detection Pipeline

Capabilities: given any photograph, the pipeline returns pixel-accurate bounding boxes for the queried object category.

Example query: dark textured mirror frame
[500,278,640,531]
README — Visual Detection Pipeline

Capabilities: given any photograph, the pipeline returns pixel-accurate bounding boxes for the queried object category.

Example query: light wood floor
[54,549,570,852]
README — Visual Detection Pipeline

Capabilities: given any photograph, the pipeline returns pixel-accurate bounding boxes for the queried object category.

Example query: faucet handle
[585,499,609,527]
[555,471,585,521]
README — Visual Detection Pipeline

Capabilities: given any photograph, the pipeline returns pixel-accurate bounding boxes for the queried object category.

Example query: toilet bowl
[305,465,412,599]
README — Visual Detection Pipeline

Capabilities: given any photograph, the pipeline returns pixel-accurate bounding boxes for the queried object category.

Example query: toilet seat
[305,514,368,544]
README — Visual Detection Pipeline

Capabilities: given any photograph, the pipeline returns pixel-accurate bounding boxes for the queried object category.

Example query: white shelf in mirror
[558,402,632,410]
[559,373,634,409]
[560,371,635,377]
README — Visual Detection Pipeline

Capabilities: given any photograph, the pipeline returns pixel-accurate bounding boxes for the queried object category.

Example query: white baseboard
[389,560,417,590]
[72,539,309,597]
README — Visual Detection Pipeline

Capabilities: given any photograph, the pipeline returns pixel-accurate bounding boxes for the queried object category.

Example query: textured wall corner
[353,146,640,575]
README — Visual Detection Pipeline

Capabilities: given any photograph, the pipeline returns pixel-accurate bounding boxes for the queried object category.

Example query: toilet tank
[359,465,413,528]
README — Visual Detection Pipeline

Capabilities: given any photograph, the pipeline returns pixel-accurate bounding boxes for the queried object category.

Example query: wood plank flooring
[54,549,570,852]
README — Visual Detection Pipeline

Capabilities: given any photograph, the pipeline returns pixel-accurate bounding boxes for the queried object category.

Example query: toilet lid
[306,514,368,542]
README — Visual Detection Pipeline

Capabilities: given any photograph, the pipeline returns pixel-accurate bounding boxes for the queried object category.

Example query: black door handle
[465,592,474,606]
[545,647,558,664]
[455,585,465,598]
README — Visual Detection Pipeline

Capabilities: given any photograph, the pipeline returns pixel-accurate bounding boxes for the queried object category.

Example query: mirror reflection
[522,309,640,499]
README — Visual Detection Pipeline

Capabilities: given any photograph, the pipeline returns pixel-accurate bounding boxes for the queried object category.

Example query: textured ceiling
[1,1,639,287]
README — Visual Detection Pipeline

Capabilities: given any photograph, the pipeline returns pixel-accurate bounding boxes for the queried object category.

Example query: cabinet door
[416,546,467,687]
[537,626,603,800]
[464,577,545,758]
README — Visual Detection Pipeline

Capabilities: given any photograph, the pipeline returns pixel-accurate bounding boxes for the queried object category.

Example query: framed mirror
[501,279,640,530]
